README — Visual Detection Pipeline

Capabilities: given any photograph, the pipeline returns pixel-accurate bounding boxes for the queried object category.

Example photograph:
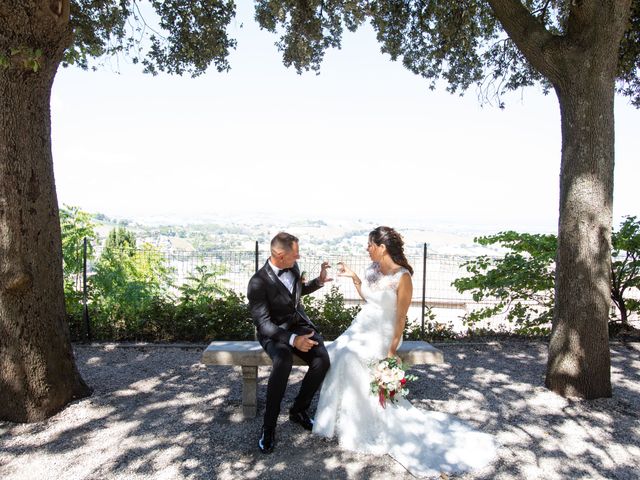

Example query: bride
[313,226,496,478]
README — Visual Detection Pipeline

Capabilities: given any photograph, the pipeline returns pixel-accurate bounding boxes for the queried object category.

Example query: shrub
[452,231,556,336]
[453,218,640,337]
[89,235,174,340]
[60,205,98,339]
[173,290,253,342]
[303,286,361,340]
[403,307,458,342]
[65,278,87,341]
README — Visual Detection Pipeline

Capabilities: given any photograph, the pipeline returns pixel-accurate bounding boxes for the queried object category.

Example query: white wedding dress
[313,263,496,478]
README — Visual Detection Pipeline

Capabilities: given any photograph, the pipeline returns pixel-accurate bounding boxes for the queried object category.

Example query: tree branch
[620,263,639,291]
[565,0,633,68]
[532,0,552,22]
[485,0,563,83]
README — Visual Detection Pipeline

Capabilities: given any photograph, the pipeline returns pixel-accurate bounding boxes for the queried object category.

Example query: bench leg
[241,366,258,418]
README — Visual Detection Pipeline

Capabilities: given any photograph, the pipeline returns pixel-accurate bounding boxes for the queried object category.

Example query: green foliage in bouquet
[302,285,361,340]
[370,357,418,408]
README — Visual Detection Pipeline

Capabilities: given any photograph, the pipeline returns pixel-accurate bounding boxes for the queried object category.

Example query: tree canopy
[61,0,236,76]
[18,1,633,105]
[248,1,640,106]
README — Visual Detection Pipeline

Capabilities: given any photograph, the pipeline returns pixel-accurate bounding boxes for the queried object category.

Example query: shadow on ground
[0,340,638,479]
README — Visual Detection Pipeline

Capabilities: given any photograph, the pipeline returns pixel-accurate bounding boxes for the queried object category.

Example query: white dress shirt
[269,259,297,346]
[269,260,295,293]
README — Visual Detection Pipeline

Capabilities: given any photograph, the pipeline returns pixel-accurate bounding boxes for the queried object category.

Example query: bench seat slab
[202,340,444,419]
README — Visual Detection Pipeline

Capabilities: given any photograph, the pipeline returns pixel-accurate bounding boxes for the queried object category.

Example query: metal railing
[70,239,640,340]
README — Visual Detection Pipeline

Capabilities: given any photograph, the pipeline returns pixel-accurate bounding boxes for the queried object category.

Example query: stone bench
[201,340,444,418]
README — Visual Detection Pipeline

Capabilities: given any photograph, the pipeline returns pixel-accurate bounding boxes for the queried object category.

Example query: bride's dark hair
[369,226,414,275]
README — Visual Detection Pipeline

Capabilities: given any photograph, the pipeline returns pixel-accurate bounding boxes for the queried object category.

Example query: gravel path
[1,340,639,479]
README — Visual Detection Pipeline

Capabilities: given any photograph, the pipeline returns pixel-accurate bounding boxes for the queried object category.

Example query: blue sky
[50,2,638,232]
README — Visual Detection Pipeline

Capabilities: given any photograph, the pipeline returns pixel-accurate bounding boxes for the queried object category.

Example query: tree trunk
[545,79,614,399]
[619,302,629,327]
[487,0,631,401]
[0,1,91,422]
[611,288,629,327]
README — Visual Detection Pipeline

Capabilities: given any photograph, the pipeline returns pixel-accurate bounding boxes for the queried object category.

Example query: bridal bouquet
[369,357,417,408]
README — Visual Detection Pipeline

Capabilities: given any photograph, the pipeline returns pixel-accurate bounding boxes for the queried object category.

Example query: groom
[247,232,331,454]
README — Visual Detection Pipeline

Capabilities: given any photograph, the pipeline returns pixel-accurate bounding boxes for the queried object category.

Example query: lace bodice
[359,263,408,326]
[362,262,408,292]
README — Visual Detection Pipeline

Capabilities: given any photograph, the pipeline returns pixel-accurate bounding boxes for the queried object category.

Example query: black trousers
[262,332,330,428]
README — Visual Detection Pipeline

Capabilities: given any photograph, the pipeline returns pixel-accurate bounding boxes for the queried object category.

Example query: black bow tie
[277,267,293,277]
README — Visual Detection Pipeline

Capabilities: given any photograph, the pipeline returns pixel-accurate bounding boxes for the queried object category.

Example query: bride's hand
[335,262,355,279]
[387,352,401,364]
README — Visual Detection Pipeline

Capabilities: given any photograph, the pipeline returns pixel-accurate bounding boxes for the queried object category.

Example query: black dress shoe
[289,410,314,431]
[258,426,275,454]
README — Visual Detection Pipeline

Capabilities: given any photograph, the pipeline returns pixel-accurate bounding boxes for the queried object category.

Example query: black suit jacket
[247,260,323,347]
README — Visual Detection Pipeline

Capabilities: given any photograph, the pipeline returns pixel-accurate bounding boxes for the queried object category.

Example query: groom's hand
[293,332,318,352]
[318,261,332,284]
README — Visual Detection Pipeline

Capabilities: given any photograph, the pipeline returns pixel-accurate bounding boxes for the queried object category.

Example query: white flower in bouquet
[369,357,418,408]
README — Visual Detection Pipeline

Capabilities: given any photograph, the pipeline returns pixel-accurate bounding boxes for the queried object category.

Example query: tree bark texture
[546,78,614,398]
[488,0,632,398]
[543,1,632,399]
[0,0,91,422]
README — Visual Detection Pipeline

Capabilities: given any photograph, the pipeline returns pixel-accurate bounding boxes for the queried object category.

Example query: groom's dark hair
[271,232,299,253]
